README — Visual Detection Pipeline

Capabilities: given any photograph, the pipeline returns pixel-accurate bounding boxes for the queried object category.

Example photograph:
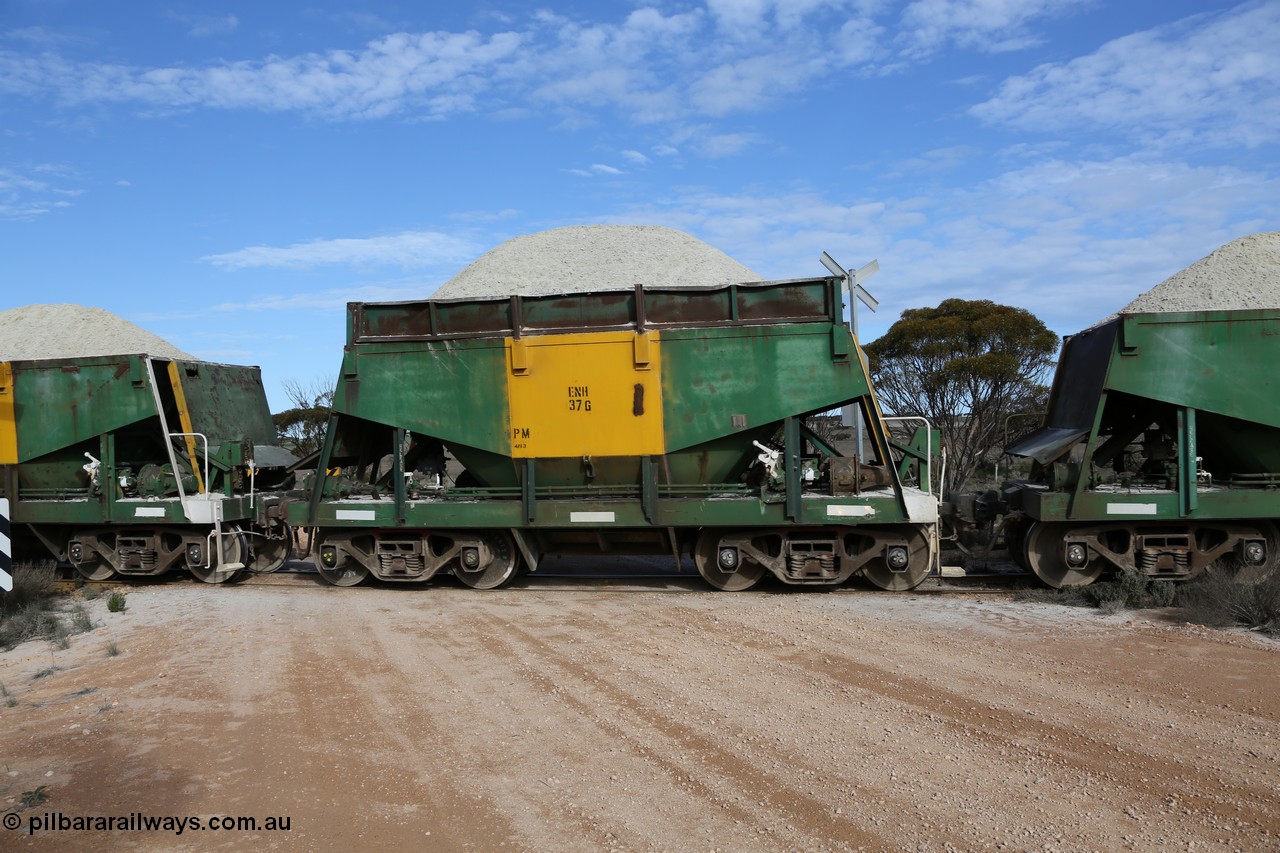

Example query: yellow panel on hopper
[505,331,664,458]
[0,363,16,464]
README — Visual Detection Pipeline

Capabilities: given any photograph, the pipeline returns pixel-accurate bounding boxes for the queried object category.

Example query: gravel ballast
[0,304,193,361]
[1117,231,1280,315]
[432,225,762,299]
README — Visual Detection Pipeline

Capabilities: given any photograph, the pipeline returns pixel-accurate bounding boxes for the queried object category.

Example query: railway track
[50,560,1034,595]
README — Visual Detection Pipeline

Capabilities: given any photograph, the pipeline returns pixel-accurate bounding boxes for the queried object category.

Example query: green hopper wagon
[0,354,295,582]
[294,277,937,591]
[999,309,1280,587]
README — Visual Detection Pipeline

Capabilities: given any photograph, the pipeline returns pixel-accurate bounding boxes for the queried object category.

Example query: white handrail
[882,416,934,495]
[883,414,941,578]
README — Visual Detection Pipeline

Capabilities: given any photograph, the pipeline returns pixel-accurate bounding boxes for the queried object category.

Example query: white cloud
[201,231,481,270]
[0,162,80,219]
[690,55,800,116]
[4,26,77,45]
[972,1,1280,148]
[706,0,772,39]
[184,14,239,38]
[0,3,888,128]
[890,145,977,174]
[136,281,442,323]
[0,30,527,120]
[606,155,1279,338]
[836,15,885,64]
[696,132,764,157]
[621,149,650,165]
[567,161,637,177]
[706,0,871,40]
[900,0,1090,56]
[448,207,521,223]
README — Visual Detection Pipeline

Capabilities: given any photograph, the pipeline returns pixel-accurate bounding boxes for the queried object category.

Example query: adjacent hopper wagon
[0,354,295,582]
[988,309,1280,587]
[293,278,938,590]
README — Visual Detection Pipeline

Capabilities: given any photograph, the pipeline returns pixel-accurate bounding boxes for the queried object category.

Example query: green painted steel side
[332,340,511,457]
[2,354,285,528]
[6,355,276,463]
[309,279,913,533]
[7,355,156,463]
[1108,311,1280,426]
[174,360,278,448]
[659,324,867,452]
[330,286,868,488]
[1107,311,1280,474]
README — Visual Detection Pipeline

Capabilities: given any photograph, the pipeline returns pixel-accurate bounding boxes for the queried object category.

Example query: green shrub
[1085,580,1127,607]
[1097,596,1127,615]
[0,563,57,617]
[0,564,60,648]
[1148,579,1178,607]
[0,563,111,651]
[106,592,127,613]
[1,604,62,651]
[105,641,120,657]
[1115,567,1151,606]
[1085,568,1180,612]
[20,786,49,809]
[71,606,93,633]
[1178,568,1280,635]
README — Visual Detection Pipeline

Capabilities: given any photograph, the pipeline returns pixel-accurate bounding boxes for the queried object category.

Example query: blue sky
[2,0,1277,410]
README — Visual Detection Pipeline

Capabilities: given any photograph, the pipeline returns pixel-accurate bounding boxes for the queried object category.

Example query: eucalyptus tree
[865,299,1058,494]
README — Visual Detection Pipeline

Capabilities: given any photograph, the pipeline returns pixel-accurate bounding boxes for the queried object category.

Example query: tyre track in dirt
[474,592,1280,849]
[2,582,1277,852]
[448,598,1039,850]
[486,618,893,851]
[364,594,871,851]
[694,595,1280,847]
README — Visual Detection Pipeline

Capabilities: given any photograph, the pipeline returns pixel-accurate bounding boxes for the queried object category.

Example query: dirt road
[1,572,1277,851]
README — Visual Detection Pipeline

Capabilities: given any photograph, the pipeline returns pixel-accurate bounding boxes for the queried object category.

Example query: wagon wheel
[73,555,115,582]
[693,530,766,591]
[862,525,933,591]
[313,532,369,587]
[247,521,293,574]
[189,527,248,584]
[453,531,519,589]
[1024,522,1103,588]
[316,561,369,587]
